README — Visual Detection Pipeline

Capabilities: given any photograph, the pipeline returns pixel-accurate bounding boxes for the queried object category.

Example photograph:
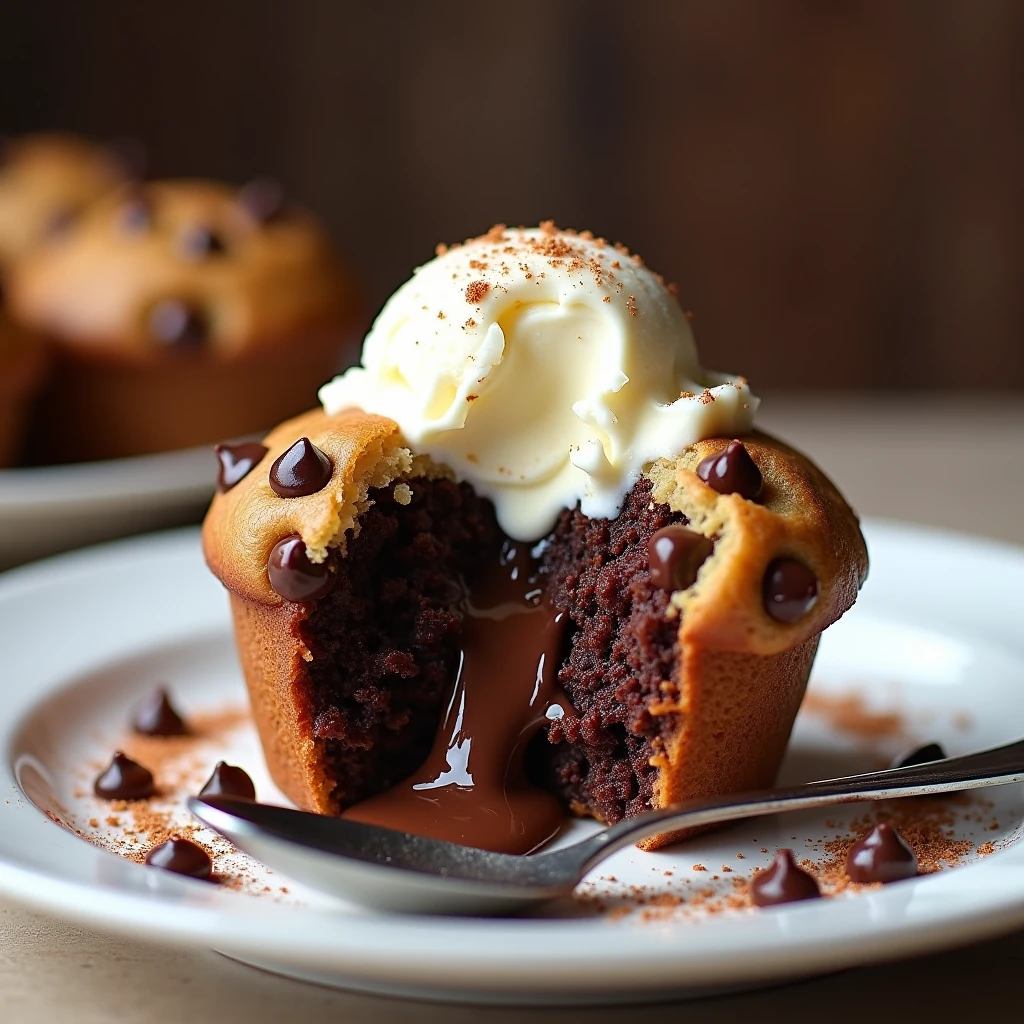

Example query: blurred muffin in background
[0,305,48,467]
[9,178,363,463]
[0,133,128,270]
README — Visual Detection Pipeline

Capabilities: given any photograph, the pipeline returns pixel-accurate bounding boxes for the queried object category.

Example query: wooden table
[3,394,1022,1022]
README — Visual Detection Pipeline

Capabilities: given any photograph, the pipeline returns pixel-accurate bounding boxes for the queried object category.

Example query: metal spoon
[189,738,1024,916]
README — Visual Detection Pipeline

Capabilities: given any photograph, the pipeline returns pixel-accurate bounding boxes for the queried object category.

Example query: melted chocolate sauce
[343,540,569,854]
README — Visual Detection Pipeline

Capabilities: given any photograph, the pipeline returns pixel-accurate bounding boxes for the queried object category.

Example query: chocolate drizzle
[343,540,569,853]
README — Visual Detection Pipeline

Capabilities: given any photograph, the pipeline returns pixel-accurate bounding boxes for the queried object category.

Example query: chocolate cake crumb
[536,478,689,824]
[801,690,908,740]
[300,477,501,811]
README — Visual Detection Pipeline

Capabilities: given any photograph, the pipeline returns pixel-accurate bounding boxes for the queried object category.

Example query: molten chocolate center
[343,540,568,854]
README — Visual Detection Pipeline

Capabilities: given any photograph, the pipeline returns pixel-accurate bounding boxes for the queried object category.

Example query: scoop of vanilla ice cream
[319,224,758,541]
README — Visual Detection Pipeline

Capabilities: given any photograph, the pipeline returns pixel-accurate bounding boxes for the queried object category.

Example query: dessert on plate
[8,179,362,463]
[204,224,868,853]
[0,133,127,271]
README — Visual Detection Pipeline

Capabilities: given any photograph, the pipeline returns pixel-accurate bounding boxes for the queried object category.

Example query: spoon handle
[557,738,1024,878]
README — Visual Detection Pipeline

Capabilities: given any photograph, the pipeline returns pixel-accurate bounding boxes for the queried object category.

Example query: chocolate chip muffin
[0,133,127,271]
[8,179,362,462]
[203,409,867,853]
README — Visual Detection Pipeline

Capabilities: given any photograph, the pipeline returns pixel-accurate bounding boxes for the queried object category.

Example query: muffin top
[202,406,868,660]
[0,134,127,267]
[7,179,360,364]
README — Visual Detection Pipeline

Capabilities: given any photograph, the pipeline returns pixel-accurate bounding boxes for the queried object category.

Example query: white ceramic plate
[1,521,1024,1005]
[0,446,214,570]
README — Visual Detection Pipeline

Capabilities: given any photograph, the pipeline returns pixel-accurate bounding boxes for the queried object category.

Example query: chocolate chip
[215,442,268,493]
[145,836,213,880]
[696,439,764,500]
[132,687,188,736]
[892,742,947,770]
[647,525,713,591]
[846,823,918,883]
[118,193,151,234]
[268,536,335,602]
[148,299,208,349]
[238,177,286,223]
[750,849,821,907]
[199,761,256,800]
[179,224,228,260]
[269,438,333,498]
[763,558,819,623]
[94,752,155,800]
[45,207,76,238]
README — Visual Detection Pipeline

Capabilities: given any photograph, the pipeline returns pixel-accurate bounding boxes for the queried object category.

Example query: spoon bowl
[190,737,1024,916]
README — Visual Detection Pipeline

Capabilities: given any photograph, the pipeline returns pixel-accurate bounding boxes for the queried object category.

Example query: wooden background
[3,0,1022,390]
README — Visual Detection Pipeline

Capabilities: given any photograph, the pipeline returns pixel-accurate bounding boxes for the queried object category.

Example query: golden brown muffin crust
[0,134,126,266]
[9,179,359,362]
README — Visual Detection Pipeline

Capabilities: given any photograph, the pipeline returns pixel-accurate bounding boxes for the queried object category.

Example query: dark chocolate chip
[269,438,333,498]
[45,207,76,238]
[892,742,947,770]
[696,439,764,500]
[268,535,334,602]
[238,177,286,223]
[199,761,256,800]
[179,223,228,260]
[750,849,821,907]
[763,558,819,623]
[118,193,151,234]
[145,836,213,880]
[148,299,208,349]
[215,442,269,492]
[132,687,188,736]
[846,823,918,883]
[94,751,155,800]
[647,525,713,591]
